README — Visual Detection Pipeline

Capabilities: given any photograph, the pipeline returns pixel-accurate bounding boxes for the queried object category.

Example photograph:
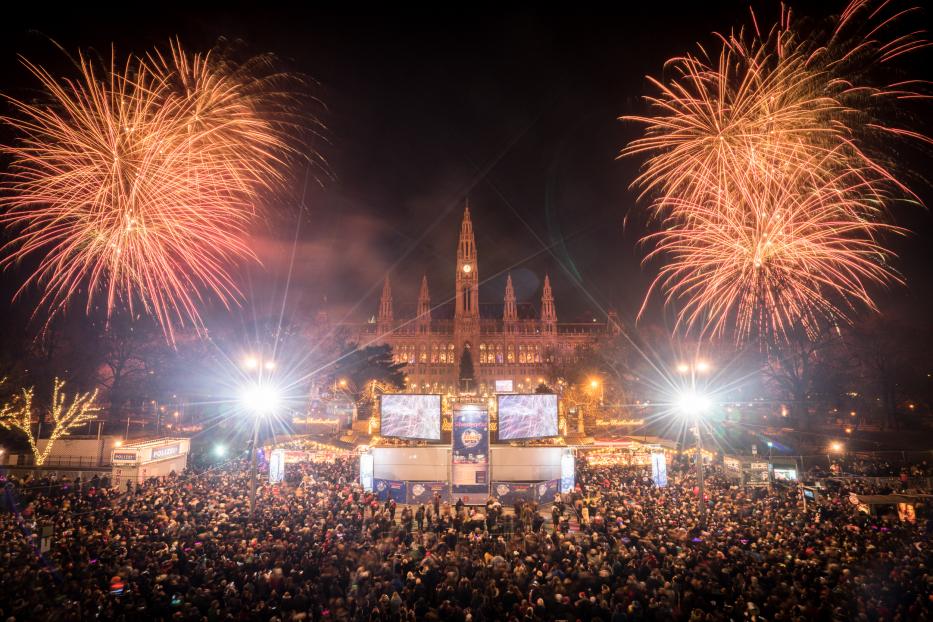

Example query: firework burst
[0,41,323,342]
[622,0,929,343]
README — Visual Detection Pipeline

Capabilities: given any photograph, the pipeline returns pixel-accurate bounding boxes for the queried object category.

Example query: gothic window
[408,345,415,365]
[439,351,447,364]
[479,343,487,364]
[507,344,515,364]
[431,343,438,363]
[496,344,504,364]
[518,344,526,364]
[448,343,455,365]
[419,345,427,363]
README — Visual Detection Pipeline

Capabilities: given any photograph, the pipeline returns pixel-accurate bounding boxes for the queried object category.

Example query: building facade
[348,205,619,395]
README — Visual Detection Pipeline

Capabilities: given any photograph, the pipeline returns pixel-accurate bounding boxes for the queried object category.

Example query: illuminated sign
[112,452,137,462]
[593,419,645,426]
[494,380,513,393]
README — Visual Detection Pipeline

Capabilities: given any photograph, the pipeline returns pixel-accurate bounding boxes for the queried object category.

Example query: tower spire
[455,203,478,321]
[503,273,517,333]
[417,274,431,333]
[541,274,556,334]
[377,274,393,334]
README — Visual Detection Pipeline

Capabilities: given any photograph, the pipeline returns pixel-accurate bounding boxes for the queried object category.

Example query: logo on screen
[496,484,510,496]
[460,428,482,448]
[538,484,547,496]
[376,481,386,492]
[411,484,425,497]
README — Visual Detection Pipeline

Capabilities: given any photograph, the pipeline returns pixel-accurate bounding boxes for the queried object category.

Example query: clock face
[462,264,472,274]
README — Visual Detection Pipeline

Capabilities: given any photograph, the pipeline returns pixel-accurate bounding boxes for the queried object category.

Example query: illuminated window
[507,344,515,364]
[431,343,438,363]
[496,344,504,364]
[419,345,427,363]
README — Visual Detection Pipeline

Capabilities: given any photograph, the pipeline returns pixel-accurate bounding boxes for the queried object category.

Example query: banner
[492,482,535,506]
[451,405,489,504]
[360,453,374,492]
[536,479,561,504]
[373,479,407,502]
[269,449,285,484]
[560,448,576,493]
[651,452,667,488]
[407,481,449,505]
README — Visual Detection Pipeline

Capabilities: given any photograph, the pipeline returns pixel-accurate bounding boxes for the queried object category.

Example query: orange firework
[622,0,929,342]
[0,42,320,341]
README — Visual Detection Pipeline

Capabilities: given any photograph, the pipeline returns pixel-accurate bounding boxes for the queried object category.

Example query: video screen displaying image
[380,394,441,440]
[497,394,558,440]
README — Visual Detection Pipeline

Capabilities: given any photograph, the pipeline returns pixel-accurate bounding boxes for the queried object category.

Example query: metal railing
[11,455,108,468]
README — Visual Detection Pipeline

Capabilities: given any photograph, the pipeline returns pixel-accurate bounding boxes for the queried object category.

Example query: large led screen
[380,394,441,440]
[497,394,558,440]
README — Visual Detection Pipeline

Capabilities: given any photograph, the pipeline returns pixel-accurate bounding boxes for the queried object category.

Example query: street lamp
[677,389,711,529]
[827,441,844,473]
[239,353,277,522]
[240,382,280,521]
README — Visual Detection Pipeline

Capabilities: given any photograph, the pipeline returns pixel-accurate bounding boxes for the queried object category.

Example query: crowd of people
[1,450,930,621]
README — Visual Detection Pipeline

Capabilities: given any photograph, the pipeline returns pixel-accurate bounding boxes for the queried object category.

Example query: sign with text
[150,444,181,461]
[451,405,489,504]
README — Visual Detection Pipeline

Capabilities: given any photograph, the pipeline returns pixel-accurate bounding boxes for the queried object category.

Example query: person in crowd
[1,452,930,621]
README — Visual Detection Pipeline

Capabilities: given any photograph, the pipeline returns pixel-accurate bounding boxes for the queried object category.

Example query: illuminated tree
[0,378,100,465]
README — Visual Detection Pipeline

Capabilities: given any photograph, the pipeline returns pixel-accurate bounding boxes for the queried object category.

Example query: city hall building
[338,205,620,395]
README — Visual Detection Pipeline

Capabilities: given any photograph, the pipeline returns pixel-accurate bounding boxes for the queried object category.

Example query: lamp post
[828,441,844,474]
[676,359,712,529]
[677,391,711,528]
[240,354,278,522]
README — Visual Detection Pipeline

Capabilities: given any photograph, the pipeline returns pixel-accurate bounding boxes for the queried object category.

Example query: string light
[0,378,100,465]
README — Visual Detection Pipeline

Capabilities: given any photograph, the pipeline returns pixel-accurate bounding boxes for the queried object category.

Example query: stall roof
[123,437,186,449]
[591,436,677,449]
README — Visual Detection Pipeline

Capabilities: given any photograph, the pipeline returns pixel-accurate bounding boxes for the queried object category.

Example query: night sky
[0,3,930,337]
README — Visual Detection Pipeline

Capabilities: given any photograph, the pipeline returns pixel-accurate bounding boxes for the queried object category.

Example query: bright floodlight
[676,363,690,374]
[676,391,711,417]
[213,444,226,457]
[240,383,281,416]
[244,356,259,370]
[695,360,710,373]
